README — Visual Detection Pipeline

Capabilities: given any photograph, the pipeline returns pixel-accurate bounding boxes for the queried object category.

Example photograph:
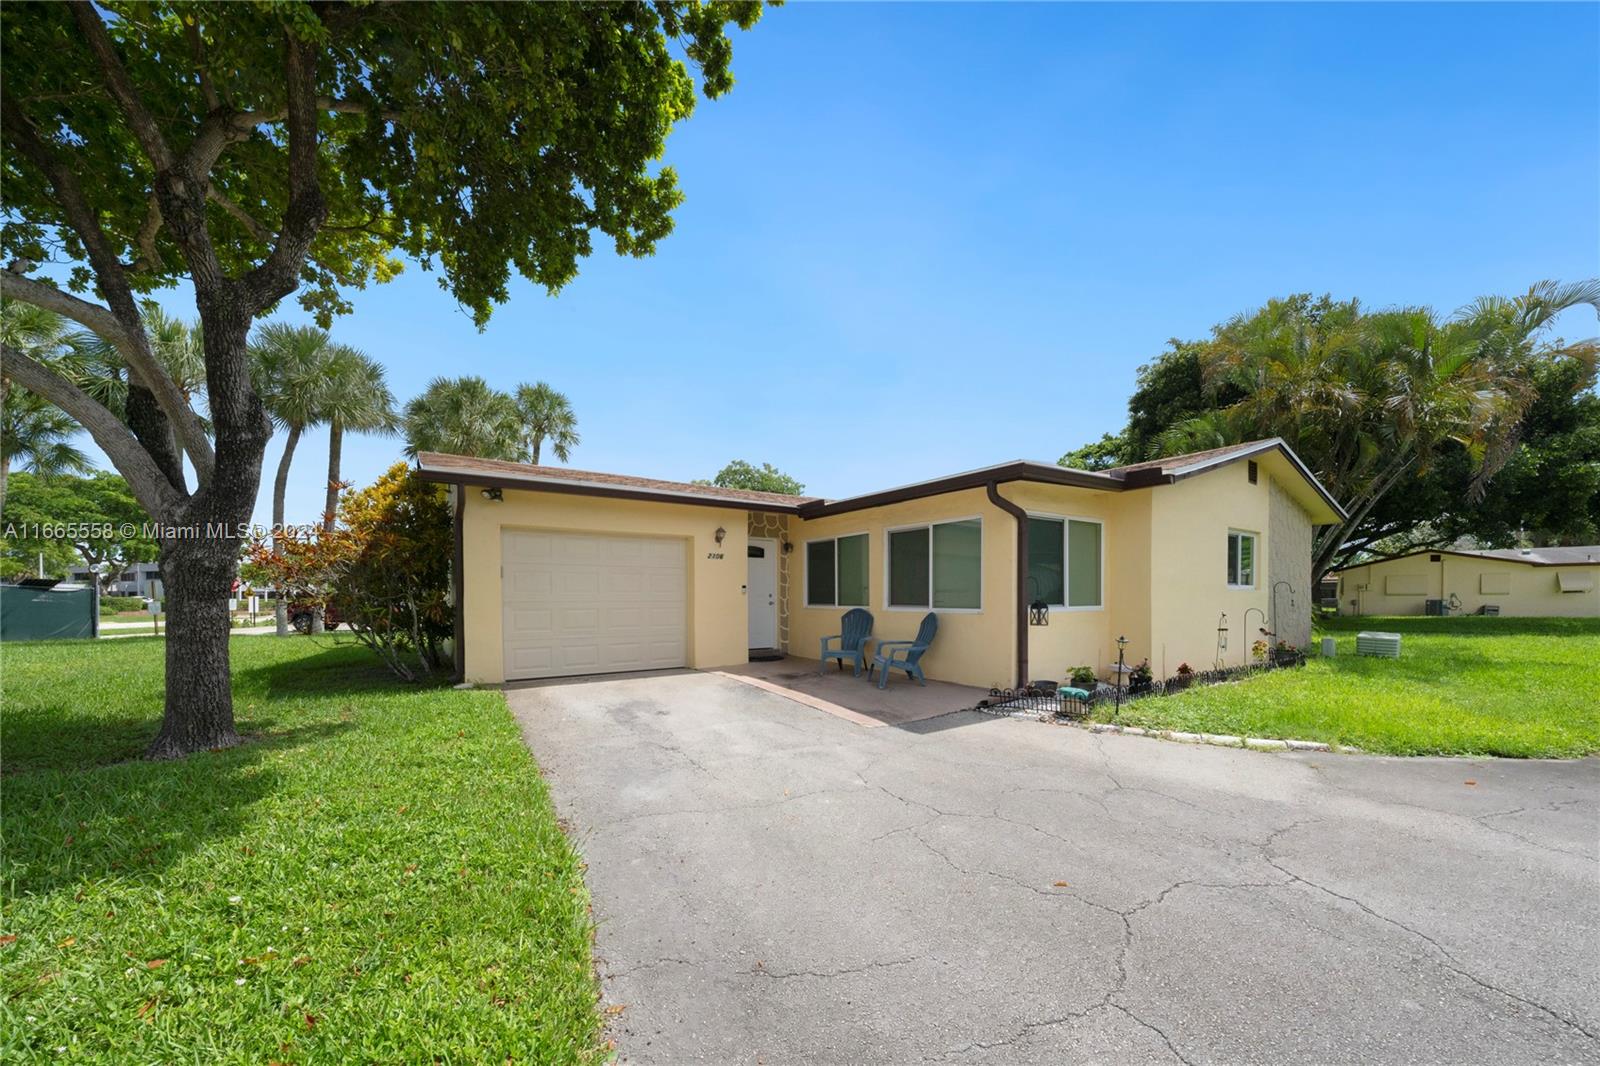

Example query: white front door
[747,538,778,649]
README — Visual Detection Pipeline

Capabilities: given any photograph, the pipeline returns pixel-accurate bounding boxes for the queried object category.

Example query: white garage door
[501,530,687,680]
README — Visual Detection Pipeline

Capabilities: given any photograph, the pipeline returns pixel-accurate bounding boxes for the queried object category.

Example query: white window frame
[1227,529,1259,590]
[883,516,984,613]
[803,531,870,608]
[1025,511,1105,612]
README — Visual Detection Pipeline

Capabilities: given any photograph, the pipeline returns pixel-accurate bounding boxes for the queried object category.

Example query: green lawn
[1,637,604,1063]
[1098,615,1600,758]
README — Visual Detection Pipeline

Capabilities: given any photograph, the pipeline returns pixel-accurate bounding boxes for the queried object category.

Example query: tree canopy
[1,0,768,758]
[699,460,806,495]
[1059,284,1600,581]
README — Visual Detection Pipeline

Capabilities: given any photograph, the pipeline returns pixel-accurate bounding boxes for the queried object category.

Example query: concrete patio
[720,655,991,727]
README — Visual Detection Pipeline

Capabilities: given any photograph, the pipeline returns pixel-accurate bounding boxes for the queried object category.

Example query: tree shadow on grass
[232,639,455,701]
[4,717,353,898]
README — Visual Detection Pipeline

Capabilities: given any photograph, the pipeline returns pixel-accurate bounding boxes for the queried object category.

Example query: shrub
[98,595,146,615]
[1069,665,1097,688]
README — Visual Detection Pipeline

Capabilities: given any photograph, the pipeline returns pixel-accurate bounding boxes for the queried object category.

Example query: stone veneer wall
[747,511,792,650]
[1267,478,1314,650]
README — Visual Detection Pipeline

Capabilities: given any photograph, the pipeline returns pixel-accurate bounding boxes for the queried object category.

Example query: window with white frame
[1026,516,1103,608]
[1227,530,1257,588]
[887,519,981,609]
[805,534,868,607]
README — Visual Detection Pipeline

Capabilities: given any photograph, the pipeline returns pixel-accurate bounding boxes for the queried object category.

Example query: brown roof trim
[796,462,1124,519]
[417,466,804,514]
[1152,438,1348,521]
[1332,547,1600,571]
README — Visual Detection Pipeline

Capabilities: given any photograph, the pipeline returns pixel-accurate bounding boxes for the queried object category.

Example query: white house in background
[69,561,164,598]
[1334,546,1599,617]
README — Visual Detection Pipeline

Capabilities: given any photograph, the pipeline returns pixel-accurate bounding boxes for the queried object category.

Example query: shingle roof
[416,436,1347,521]
[1333,545,1600,571]
[415,452,818,510]
[1105,439,1283,477]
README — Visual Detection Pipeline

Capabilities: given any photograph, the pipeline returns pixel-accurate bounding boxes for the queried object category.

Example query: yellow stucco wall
[785,487,1020,690]
[1337,555,1600,617]
[1148,463,1275,675]
[455,460,1325,688]
[459,487,752,684]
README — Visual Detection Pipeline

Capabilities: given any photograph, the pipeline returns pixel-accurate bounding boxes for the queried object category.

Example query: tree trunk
[323,421,342,532]
[0,454,9,517]
[531,435,541,466]
[272,423,302,636]
[146,533,242,759]
[143,304,271,760]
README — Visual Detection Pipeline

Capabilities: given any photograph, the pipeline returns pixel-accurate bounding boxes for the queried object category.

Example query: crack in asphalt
[1259,830,1600,1045]
[747,956,921,981]
[1473,801,1594,861]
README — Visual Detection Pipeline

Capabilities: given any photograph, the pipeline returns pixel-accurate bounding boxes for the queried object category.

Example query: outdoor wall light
[480,487,503,501]
[714,526,726,545]
[781,539,794,554]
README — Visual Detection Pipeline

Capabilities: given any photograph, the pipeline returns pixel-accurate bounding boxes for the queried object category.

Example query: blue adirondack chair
[819,608,874,676]
[870,612,939,689]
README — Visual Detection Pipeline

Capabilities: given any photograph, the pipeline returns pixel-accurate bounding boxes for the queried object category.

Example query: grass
[0,636,604,1063]
[1095,615,1600,758]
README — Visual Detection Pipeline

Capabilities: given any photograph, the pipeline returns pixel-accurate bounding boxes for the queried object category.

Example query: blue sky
[121,2,1599,524]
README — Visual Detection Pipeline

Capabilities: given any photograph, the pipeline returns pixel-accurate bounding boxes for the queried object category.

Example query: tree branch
[1,343,182,517]
[1,98,215,483]
[207,187,275,244]
[0,271,130,347]
[241,32,327,312]
[68,1,178,173]
[184,15,222,111]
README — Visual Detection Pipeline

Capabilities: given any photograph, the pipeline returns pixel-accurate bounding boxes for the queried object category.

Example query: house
[1333,546,1600,617]
[415,438,1346,689]
[67,561,163,598]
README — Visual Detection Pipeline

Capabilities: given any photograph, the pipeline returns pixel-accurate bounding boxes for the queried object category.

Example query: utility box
[1424,598,1448,616]
[1356,631,1402,659]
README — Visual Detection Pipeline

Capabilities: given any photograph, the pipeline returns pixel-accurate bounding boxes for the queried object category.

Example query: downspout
[452,485,467,683]
[985,481,1029,688]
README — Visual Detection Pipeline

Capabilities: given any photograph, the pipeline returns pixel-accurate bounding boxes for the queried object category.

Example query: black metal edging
[985,481,1029,689]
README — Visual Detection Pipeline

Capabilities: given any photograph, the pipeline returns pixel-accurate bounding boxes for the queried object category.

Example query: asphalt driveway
[508,672,1600,1064]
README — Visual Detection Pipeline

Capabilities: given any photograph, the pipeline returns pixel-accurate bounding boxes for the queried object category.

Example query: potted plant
[1251,638,1269,664]
[1067,666,1097,695]
[1170,661,1194,691]
[1128,659,1153,696]
[1272,640,1303,667]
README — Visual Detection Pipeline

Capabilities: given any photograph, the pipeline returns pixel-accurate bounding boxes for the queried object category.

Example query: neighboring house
[416,438,1345,689]
[68,561,163,598]
[1334,547,1600,618]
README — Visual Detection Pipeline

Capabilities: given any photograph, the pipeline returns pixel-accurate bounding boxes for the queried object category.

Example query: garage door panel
[502,530,687,680]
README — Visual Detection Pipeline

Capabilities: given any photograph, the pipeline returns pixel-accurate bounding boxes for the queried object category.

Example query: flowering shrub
[247,463,452,681]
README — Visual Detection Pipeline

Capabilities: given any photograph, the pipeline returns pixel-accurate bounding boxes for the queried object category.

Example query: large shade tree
[1,1,766,758]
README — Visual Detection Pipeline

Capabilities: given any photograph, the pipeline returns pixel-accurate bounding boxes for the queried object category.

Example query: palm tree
[402,376,522,461]
[1,303,89,512]
[250,323,336,635]
[513,382,580,465]
[317,346,396,531]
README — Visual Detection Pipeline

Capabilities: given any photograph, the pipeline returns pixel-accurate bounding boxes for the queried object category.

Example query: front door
[747,538,778,649]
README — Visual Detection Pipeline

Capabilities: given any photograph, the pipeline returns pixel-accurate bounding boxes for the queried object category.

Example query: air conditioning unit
[1356,631,1402,658]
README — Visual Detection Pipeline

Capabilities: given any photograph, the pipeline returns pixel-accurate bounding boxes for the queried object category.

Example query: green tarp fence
[0,584,97,641]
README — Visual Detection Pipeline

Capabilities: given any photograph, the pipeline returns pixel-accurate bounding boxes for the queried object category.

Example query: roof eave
[414,461,808,514]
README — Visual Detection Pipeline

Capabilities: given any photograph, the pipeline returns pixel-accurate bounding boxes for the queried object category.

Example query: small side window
[1247,460,1258,484]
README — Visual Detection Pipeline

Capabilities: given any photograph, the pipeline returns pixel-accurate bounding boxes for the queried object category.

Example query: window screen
[932,520,982,609]
[888,528,931,607]
[806,540,836,606]
[1067,519,1102,607]
[837,534,869,606]
[1027,517,1065,605]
